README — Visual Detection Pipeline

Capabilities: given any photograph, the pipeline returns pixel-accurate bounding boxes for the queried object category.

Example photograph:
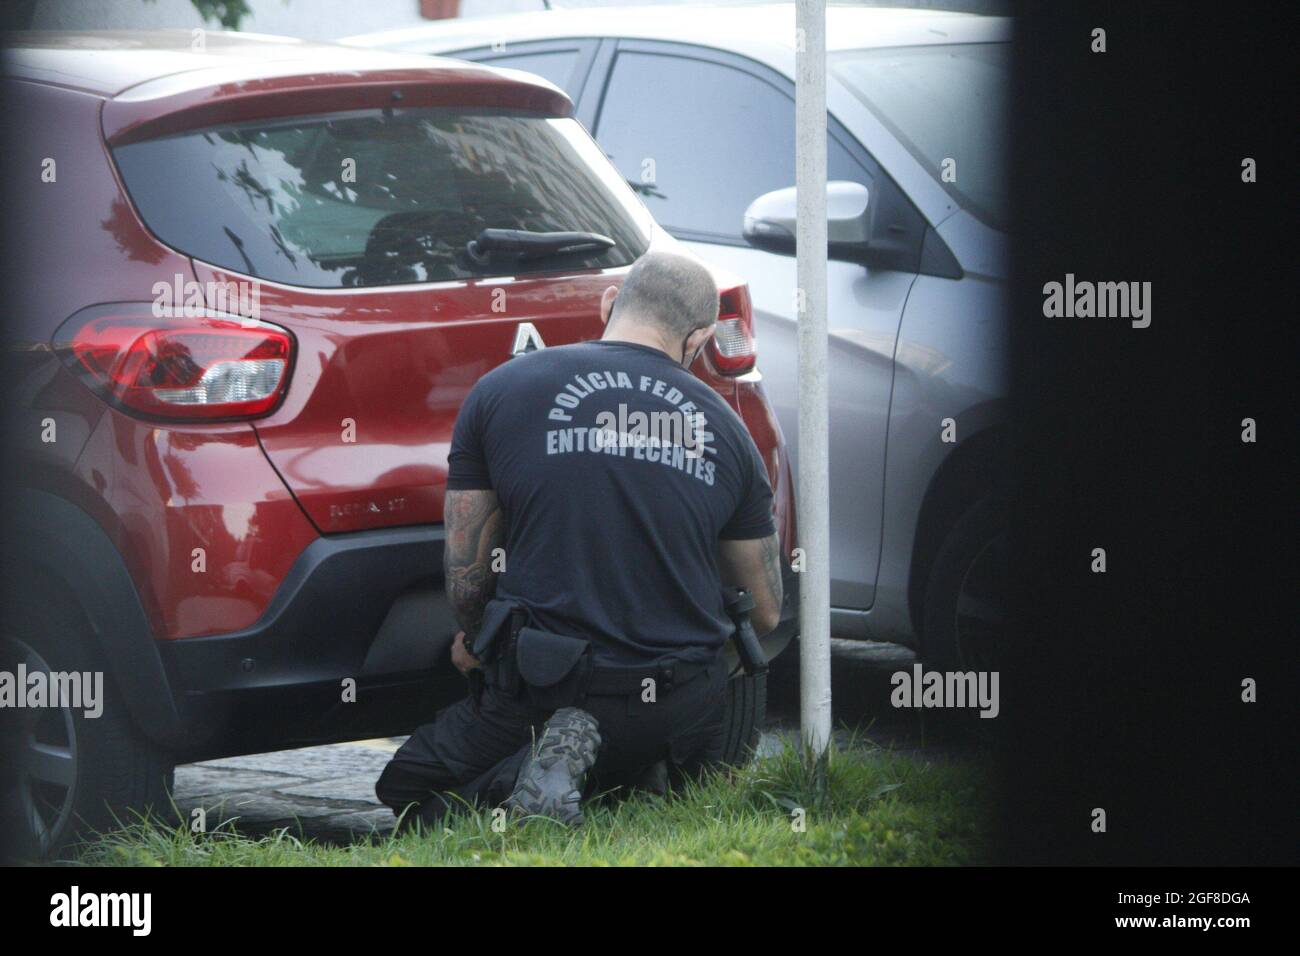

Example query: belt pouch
[514,627,592,710]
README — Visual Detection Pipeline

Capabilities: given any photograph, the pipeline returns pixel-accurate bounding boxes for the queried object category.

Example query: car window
[468,49,585,98]
[112,109,651,288]
[594,51,867,241]
[831,43,1009,229]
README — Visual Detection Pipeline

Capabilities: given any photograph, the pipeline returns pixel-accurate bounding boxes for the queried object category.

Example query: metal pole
[795,0,831,753]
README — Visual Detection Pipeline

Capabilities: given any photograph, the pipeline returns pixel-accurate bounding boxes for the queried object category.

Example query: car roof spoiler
[103,62,572,146]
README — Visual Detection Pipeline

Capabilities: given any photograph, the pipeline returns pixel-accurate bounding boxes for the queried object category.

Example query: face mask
[680,327,712,368]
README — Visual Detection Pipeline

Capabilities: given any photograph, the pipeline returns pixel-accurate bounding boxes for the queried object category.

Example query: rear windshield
[113,109,652,288]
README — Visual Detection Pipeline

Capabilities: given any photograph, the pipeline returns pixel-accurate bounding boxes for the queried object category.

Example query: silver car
[347,4,1011,669]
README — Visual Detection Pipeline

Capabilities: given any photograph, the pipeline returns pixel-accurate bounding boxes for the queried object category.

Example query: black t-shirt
[447,339,775,665]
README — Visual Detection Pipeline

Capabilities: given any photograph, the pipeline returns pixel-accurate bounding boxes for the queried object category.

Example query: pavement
[173,638,975,843]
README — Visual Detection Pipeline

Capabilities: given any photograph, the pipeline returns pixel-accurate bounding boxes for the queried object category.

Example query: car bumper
[158,525,462,759]
[160,525,802,760]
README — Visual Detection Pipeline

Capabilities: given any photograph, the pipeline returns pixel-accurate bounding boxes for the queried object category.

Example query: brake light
[711,285,757,375]
[54,308,293,421]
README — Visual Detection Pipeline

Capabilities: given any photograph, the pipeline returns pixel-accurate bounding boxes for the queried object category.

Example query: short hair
[610,250,719,339]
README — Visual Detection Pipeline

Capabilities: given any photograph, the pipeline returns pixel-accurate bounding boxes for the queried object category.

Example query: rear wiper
[466,228,615,264]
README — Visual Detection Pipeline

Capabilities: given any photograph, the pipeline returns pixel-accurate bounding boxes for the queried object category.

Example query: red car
[0,31,797,857]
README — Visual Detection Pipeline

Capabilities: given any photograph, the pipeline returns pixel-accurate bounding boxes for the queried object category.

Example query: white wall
[30,0,1008,42]
[29,0,717,43]
[31,0,538,41]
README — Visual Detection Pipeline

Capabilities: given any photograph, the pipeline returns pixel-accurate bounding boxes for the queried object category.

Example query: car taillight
[711,285,757,375]
[54,308,293,421]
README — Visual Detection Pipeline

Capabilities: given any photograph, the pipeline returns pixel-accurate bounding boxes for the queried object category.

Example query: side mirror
[741,181,871,264]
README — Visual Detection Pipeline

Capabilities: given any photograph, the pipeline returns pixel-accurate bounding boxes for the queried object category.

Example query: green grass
[74,740,990,867]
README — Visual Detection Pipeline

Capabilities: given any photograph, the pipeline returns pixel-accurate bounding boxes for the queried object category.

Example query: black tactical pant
[375,660,727,827]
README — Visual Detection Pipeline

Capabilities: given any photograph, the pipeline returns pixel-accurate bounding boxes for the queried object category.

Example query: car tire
[718,669,766,767]
[921,495,1009,673]
[1,585,174,860]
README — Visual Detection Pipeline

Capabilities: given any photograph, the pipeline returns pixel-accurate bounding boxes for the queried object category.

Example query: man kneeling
[376,251,784,826]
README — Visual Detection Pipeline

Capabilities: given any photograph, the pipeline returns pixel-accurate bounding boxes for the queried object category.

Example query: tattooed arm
[718,532,784,636]
[444,488,505,640]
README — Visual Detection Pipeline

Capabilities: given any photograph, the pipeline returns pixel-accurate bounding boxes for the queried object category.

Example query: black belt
[475,601,717,701]
[483,646,713,698]
[584,657,713,697]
